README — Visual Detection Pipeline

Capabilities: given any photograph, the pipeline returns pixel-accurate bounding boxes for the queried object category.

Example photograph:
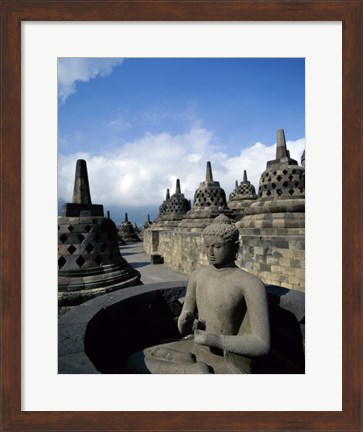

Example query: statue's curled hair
[203,214,239,245]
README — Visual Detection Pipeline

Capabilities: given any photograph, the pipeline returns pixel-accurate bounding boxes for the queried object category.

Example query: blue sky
[58,58,305,225]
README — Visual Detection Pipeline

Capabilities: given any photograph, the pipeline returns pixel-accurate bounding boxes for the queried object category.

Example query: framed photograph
[1,1,361,431]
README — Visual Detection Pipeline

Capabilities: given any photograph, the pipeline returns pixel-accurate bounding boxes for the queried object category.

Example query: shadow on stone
[84,288,185,373]
[127,261,149,269]
[252,288,305,373]
[82,283,304,374]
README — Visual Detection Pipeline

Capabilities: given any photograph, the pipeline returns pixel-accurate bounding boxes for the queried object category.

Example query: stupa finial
[276,129,289,159]
[166,189,170,200]
[176,179,181,194]
[266,129,297,168]
[205,161,213,182]
[301,149,305,168]
[235,180,238,188]
[243,170,248,182]
[72,159,92,205]
[125,212,128,222]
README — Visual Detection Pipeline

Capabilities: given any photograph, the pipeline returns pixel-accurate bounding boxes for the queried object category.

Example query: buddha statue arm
[177,274,198,336]
[194,280,270,357]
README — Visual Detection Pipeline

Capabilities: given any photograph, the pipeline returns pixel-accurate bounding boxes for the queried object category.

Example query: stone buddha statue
[127,215,270,373]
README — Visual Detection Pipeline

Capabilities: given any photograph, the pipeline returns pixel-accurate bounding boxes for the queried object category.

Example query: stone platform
[120,243,189,284]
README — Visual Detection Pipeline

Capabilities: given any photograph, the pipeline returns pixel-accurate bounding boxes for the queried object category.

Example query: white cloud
[58,58,124,103]
[105,114,131,131]
[108,102,202,131]
[221,138,305,193]
[58,128,305,209]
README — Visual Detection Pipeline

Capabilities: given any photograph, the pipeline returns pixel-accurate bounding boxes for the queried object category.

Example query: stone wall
[238,227,305,291]
[142,132,305,291]
[143,228,154,254]
[144,227,305,291]
[144,229,208,274]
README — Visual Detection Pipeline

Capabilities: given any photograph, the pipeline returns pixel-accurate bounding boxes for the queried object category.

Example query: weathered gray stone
[72,159,92,205]
[139,214,153,241]
[153,180,191,228]
[118,213,141,243]
[178,161,235,231]
[153,189,170,224]
[151,254,164,264]
[228,170,258,220]
[58,276,304,374]
[236,129,305,291]
[128,216,270,374]
[58,160,141,307]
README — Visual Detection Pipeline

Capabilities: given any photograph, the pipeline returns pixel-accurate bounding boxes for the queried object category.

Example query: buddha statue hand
[194,329,223,350]
[178,311,196,335]
[192,319,206,331]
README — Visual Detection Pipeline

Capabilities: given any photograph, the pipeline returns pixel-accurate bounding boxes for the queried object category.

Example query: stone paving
[120,242,189,284]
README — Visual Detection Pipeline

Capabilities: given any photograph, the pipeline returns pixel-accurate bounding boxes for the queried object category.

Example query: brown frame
[1,1,362,431]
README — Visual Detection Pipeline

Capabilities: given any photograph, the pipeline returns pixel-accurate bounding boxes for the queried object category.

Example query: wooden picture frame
[1,1,361,430]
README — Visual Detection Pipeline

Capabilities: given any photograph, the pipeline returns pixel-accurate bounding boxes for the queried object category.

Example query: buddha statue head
[202,215,239,267]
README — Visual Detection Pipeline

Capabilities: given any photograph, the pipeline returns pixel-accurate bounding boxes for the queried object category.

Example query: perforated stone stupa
[179,161,234,231]
[257,132,304,202]
[58,160,141,308]
[228,170,258,220]
[118,213,141,243]
[155,180,191,228]
[138,214,153,241]
[153,189,170,225]
[142,214,153,230]
[237,129,305,290]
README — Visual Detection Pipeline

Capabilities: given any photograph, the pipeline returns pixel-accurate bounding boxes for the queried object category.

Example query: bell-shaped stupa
[153,189,171,225]
[58,160,141,308]
[138,214,153,241]
[155,180,191,228]
[179,161,234,231]
[237,129,305,291]
[166,180,191,216]
[118,213,141,243]
[257,129,304,201]
[240,129,305,227]
[142,214,153,230]
[228,170,257,220]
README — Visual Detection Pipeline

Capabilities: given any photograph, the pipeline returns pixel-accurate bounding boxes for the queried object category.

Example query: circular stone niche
[58,282,305,374]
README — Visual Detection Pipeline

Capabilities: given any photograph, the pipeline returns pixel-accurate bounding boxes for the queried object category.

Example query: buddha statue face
[203,215,239,268]
[204,235,237,267]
